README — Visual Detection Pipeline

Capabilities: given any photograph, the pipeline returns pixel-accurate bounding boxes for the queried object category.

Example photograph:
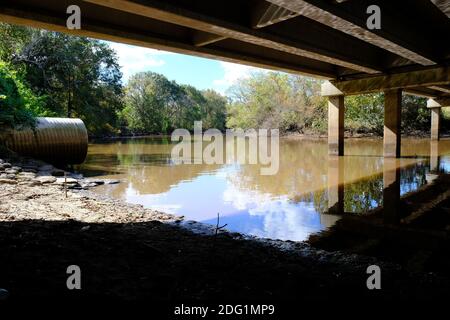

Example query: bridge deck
[0,0,449,98]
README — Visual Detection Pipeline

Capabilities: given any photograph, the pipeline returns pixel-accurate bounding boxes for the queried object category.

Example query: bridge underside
[1,0,450,156]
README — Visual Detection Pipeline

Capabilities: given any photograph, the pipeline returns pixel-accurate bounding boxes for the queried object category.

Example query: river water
[76,137,450,241]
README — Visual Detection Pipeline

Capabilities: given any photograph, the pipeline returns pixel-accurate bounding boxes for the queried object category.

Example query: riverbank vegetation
[1,22,447,138]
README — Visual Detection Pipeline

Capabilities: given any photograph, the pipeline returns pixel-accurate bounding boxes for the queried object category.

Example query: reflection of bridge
[327,140,444,222]
[1,0,449,157]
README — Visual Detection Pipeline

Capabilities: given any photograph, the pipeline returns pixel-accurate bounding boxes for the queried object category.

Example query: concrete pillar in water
[430,140,440,172]
[328,96,344,156]
[383,157,400,225]
[383,89,402,158]
[327,155,345,215]
[426,140,440,184]
[430,107,441,141]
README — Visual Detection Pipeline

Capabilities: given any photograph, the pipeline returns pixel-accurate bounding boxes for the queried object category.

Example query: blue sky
[107,42,266,94]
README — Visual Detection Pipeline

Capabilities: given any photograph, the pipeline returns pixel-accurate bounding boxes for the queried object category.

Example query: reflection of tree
[233,138,387,199]
[81,137,222,194]
[399,161,429,194]
[343,174,383,213]
[233,138,436,215]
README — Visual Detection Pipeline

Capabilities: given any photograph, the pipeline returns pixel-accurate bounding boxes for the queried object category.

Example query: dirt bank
[0,156,449,304]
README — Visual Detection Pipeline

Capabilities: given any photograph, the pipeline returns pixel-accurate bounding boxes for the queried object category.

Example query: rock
[70,173,84,179]
[11,166,22,172]
[5,174,16,180]
[22,168,38,173]
[2,162,11,169]
[35,176,57,184]
[55,177,78,184]
[28,180,42,186]
[106,179,120,185]
[81,182,100,188]
[17,172,37,180]
[0,179,18,185]
[68,183,83,190]
[38,164,54,171]
[52,169,66,177]
[86,179,105,186]
[4,169,18,175]
[0,288,9,301]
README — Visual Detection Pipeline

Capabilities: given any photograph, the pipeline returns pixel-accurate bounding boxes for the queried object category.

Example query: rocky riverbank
[0,156,178,224]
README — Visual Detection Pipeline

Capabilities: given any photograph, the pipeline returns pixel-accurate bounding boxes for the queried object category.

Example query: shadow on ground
[0,219,449,302]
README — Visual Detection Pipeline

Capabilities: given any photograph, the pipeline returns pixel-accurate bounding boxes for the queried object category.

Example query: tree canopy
[0,23,123,135]
[121,71,227,134]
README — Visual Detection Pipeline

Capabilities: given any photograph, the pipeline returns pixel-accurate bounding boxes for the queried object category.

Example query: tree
[122,71,227,134]
[345,93,384,135]
[202,89,227,131]
[0,61,43,132]
[227,72,326,133]
[0,24,124,135]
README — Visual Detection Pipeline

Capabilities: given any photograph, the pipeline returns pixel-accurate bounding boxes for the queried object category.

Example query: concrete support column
[426,140,440,184]
[328,96,344,156]
[430,140,440,173]
[384,89,402,158]
[430,107,441,141]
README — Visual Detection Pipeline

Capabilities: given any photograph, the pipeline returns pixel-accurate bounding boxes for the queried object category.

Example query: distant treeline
[227,72,443,136]
[0,23,444,138]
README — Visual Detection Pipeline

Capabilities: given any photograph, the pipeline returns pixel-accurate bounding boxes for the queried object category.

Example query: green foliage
[345,93,384,135]
[0,24,124,136]
[0,61,41,131]
[402,95,429,133]
[227,72,327,134]
[0,23,32,63]
[228,72,434,135]
[122,71,227,134]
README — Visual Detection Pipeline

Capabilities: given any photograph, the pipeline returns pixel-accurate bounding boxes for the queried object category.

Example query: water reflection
[77,137,450,241]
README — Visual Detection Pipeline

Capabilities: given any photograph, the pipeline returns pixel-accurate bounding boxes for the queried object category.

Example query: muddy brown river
[77,136,450,241]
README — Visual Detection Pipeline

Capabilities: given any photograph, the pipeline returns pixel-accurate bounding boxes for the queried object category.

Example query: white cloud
[213,61,264,94]
[107,42,172,82]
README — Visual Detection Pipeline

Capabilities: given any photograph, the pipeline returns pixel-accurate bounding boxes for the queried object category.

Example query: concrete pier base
[384,90,402,158]
[427,140,440,184]
[430,107,441,141]
[430,140,440,172]
[328,96,344,156]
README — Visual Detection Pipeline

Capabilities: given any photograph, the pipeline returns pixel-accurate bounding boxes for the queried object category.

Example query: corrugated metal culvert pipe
[4,117,88,164]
